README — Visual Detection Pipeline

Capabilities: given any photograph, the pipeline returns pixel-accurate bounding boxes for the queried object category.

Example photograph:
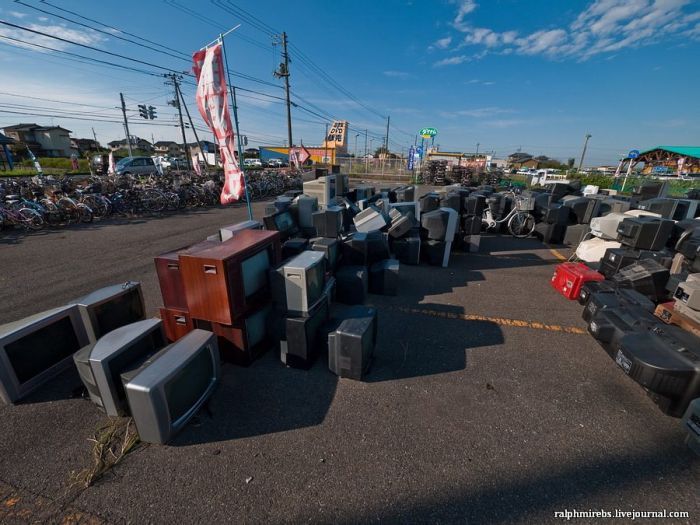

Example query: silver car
[115,156,158,176]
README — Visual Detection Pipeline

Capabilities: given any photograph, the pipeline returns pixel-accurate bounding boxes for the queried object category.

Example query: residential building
[153,141,182,157]
[108,137,153,152]
[2,123,73,157]
[71,138,101,154]
[0,133,15,170]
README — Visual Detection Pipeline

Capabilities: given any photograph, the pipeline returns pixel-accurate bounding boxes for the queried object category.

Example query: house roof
[154,141,178,147]
[2,123,71,133]
[640,146,700,159]
[0,133,15,145]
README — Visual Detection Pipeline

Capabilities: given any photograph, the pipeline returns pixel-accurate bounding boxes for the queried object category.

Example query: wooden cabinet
[154,240,219,310]
[179,230,281,325]
[159,307,194,343]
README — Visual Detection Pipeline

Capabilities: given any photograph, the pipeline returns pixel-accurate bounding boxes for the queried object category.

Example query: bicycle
[482,191,536,238]
[0,202,44,231]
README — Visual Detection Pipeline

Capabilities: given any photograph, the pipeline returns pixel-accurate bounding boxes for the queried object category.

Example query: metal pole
[220,33,253,220]
[176,81,205,166]
[169,75,191,170]
[578,133,591,171]
[119,92,133,157]
[364,129,368,173]
[325,123,329,167]
[281,32,293,150]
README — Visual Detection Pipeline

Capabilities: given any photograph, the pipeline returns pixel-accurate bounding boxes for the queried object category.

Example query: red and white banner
[108,151,116,175]
[193,43,243,203]
[289,146,311,168]
[192,154,202,176]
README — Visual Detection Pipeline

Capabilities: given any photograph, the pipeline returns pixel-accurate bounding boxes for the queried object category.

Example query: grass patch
[71,418,141,488]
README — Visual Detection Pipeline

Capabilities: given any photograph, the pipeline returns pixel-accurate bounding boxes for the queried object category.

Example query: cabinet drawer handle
[203,265,217,274]
[167,263,179,270]
[174,316,187,325]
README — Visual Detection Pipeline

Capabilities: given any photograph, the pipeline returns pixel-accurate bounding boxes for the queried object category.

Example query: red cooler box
[551,262,604,300]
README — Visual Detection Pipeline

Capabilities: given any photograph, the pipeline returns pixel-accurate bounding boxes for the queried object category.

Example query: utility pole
[578,133,592,172]
[166,74,191,169]
[119,92,133,157]
[384,115,390,153]
[91,127,99,149]
[476,142,480,155]
[274,32,293,150]
[364,129,368,172]
[324,123,329,166]
[175,80,204,166]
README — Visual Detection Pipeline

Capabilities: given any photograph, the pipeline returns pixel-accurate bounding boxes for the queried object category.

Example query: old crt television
[615,324,700,417]
[179,229,281,325]
[155,241,220,310]
[590,213,627,240]
[73,318,168,416]
[121,329,220,445]
[303,175,337,208]
[220,220,262,241]
[273,251,326,315]
[263,210,299,242]
[638,198,699,221]
[72,282,146,343]
[195,304,273,365]
[616,216,674,251]
[0,305,89,404]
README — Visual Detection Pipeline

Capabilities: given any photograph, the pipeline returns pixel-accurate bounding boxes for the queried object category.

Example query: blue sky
[0,0,699,165]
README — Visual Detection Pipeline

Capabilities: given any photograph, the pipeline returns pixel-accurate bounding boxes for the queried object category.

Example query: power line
[15,0,189,62]
[38,0,188,57]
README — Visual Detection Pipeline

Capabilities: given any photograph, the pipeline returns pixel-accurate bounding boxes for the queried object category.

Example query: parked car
[266,158,286,168]
[244,158,263,168]
[115,156,158,176]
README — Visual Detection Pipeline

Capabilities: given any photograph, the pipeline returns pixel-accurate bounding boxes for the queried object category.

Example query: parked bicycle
[482,191,536,238]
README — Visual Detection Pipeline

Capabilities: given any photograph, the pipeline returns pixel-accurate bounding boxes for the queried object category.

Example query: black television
[263,210,300,241]
[72,282,146,343]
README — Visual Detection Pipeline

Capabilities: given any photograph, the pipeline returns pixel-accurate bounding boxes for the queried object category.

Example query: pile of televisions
[0,282,212,445]
[545,183,700,456]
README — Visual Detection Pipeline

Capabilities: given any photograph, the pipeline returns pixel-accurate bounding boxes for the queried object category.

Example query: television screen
[274,211,295,232]
[92,287,145,339]
[164,345,215,423]
[245,306,270,348]
[106,329,166,408]
[6,316,80,385]
[241,248,271,299]
[73,283,145,342]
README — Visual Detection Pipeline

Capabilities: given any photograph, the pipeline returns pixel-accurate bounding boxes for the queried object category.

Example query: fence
[335,157,413,178]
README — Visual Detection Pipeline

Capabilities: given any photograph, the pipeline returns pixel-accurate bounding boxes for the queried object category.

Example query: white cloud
[431,36,452,49]
[441,107,515,118]
[452,1,478,32]
[434,54,471,66]
[383,70,410,78]
[440,0,700,61]
[8,11,28,19]
[0,21,105,52]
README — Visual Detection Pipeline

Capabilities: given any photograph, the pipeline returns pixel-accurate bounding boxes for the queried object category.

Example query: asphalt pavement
[0,195,698,524]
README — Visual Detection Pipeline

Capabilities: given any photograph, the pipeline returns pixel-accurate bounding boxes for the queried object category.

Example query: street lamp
[354,133,360,157]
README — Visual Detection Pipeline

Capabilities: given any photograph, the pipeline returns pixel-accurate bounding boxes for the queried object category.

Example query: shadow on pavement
[338,439,699,524]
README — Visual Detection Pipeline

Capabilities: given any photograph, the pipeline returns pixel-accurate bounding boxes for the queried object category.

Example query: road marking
[386,305,587,335]
[547,247,568,261]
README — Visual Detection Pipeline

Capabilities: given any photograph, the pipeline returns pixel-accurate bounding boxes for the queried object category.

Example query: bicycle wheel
[507,211,535,238]
[82,195,108,219]
[141,189,167,213]
[18,208,44,230]
[78,203,94,223]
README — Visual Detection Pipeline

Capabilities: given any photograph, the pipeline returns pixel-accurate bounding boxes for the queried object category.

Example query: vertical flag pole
[220,33,253,220]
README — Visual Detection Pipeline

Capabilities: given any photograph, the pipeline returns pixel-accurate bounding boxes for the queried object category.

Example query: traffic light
[148,106,157,120]
[138,104,148,119]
